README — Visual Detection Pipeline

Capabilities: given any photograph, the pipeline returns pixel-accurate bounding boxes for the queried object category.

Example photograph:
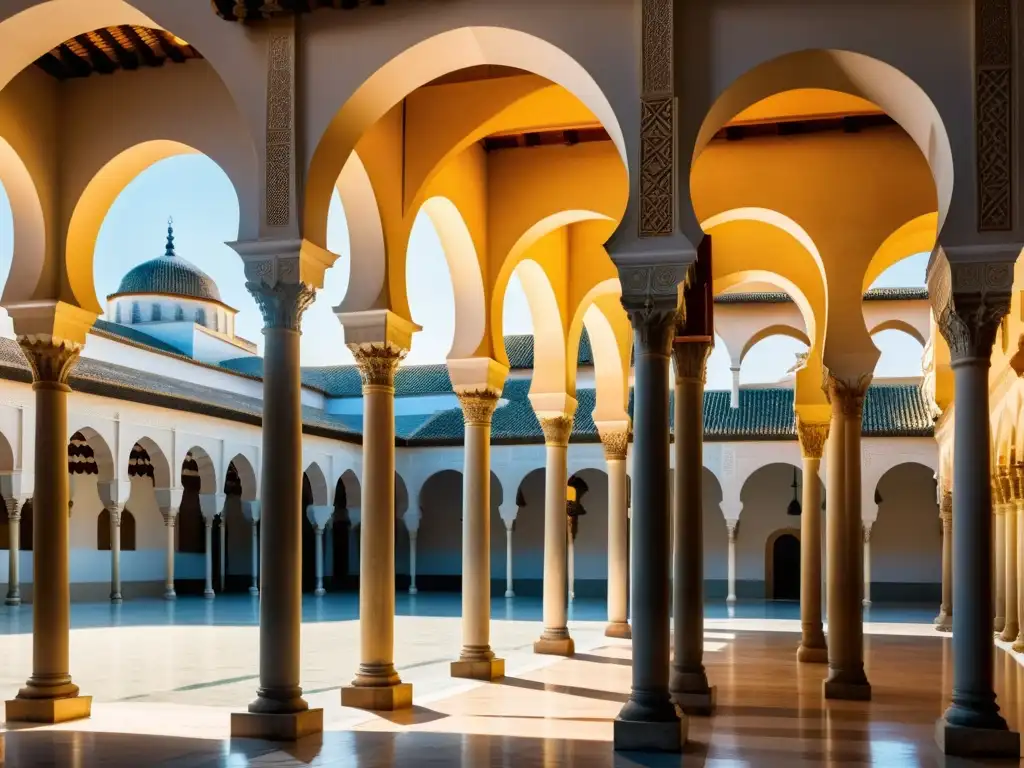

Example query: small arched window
[130,302,141,324]
[175,305,185,322]
[195,308,206,327]
[151,303,162,322]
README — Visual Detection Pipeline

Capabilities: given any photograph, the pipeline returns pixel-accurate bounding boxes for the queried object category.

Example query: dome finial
[164,217,175,258]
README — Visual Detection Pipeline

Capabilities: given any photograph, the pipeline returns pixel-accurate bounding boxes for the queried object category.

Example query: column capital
[928,248,1015,363]
[624,300,679,358]
[17,336,82,388]
[4,496,23,520]
[349,342,406,390]
[822,368,870,418]
[456,389,501,427]
[538,413,574,448]
[162,508,179,526]
[862,523,873,543]
[940,489,953,523]
[246,279,316,331]
[597,424,630,461]
[107,504,125,527]
[796,417,829,460]
[726,520,738,540]
[671,339,712,384]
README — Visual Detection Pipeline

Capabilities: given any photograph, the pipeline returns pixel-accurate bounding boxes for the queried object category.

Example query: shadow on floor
[496,675,630,703]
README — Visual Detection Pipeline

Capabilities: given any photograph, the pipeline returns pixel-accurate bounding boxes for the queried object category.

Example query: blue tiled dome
[112,222,221,303]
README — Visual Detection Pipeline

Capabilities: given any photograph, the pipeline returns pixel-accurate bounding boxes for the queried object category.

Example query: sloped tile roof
[505,328,594,370]
[716,287,928,305]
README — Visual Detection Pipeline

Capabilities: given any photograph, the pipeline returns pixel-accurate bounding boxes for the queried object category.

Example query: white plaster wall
[417,470,463,576]
[870,462,941,584]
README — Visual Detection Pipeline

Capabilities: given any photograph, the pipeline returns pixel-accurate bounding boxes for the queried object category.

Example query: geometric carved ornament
[976,0,1014,231]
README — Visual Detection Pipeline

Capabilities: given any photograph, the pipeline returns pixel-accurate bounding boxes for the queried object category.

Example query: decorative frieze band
[639,0,675,238]
[266,32,294,228]
[932,260,1013,362]
[976,0,1014,231]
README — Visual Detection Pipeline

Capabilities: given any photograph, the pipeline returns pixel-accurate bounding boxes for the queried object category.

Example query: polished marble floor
[0,595,1016,766]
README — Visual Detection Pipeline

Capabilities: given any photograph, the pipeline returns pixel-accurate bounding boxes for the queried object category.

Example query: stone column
[504,518,515,598]
[250,520,260,596]
[862,524,873,607]
[1013,466,1024,653]
[935,489,953,631]
[567,529,576,602]
[406,528,417,596]
[729,367,741,408]
[203,515,215,599]
[230,278,322,740]
[341,342,412,711]
[452,389,503,679]
[219,505,227,593]
[614,302,684,752]
[5,337,91,723]
[796,418,828,662]
[162,509,177,599]
[109,505,123,604]
[5,496,22,606]
[670,340,714,715]
[725,522,738,604]
[533,408,575,656]
[599,425,630,639]
[932,259,1019,758]
[823,371,871,701]
[1000,465,1020,642]
[314,525,325,597]
[995,498,1006,632]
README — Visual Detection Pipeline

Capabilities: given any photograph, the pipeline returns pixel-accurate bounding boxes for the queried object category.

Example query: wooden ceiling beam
[96,28,139,70]
[74,34,117,75]
[34,53,67,80]
[56,46,91,78]
[121,26,163,67]
[153,30,186,63]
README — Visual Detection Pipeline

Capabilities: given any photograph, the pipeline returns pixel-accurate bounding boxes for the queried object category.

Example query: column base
[314,588,326,597]
[203,590,215,600]
[605,621,632,639]
[1000,623,1020,643]
[823,677,872,701]
[451,658,505,680]
[1013,637,1024,653]
[726,595,736,605]
[408,586,418,595]
[797,644,829,664]
[4,595,20,607]
[110,595,122,604]
[249,586,259,596]
[230,708,323,741]
[164,590,176,601]
[6,695,92,724]
[533,636,575,656]
[613,716,687,753]
[934,611,952,632]
[671,686,716,717]
[341,683,413,711]
[505,590,515,598]
[862,598,871,607]
[935,717,1020,758]
[994,616,1006,633]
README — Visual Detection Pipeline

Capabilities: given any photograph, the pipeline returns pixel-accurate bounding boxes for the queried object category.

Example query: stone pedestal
[341,683,413,711]
[231,709,324,741]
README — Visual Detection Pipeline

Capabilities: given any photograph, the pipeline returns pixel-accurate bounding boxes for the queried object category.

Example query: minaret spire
[164,217,175,257]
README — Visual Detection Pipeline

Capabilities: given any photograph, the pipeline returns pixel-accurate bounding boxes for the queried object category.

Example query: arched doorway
[767,530,800,601]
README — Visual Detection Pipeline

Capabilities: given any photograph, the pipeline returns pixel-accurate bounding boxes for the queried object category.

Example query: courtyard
[0,595,1008,766]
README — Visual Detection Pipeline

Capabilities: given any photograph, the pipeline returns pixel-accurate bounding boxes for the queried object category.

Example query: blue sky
[0,155,927,388]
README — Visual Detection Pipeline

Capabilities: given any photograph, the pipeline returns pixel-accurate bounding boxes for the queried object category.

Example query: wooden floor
[352,626,1024,766]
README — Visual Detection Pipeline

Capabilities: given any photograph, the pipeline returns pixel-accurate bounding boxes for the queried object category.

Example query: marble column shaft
[935,490,953,631]
[314,526,325,597]
[250,520,259,596]
[407,529,418,596]
[203,517,215,599]
[1000,466,1019,642]
[616,305,680,730]
[726,523,738,604]
[995,503,1006,632]
[601,427,630,638]
[9,337,86,715]
[534,410,574,655]
[6,497,22,606]
[1013,465,1024,652]
[823,373,871,700]
[109,506,122,603]
[162,510,177,599]
[343,342,410,708]
[862,525,872,607]
[796,419,828,662]
[504,520,515,598]
[670,341,714,713]
[453,389,501,677]
[246,281,314,717]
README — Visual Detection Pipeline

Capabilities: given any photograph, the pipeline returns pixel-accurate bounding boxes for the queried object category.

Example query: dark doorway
[331,516,350,590]
[771,533,800,601]
[301,473,316,592]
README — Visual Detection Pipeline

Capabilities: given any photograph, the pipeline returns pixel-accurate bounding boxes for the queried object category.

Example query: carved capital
[108,504,124,527]
[863,524,872,544]
[939,490,953,523]
[349,343,406,390]
[930,257,1013,362]
[622,281,679,358]
[17,336,82,388]
[823,368,870,418]
[726,520,738,541]
[796,418,829,460]
[162,509,178,527]
[4,497,21,521]
[539,414,574,448]
[672,341,711,384]
[246,279,315,331]
[599,427,629,461]
[457,389,501,427]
